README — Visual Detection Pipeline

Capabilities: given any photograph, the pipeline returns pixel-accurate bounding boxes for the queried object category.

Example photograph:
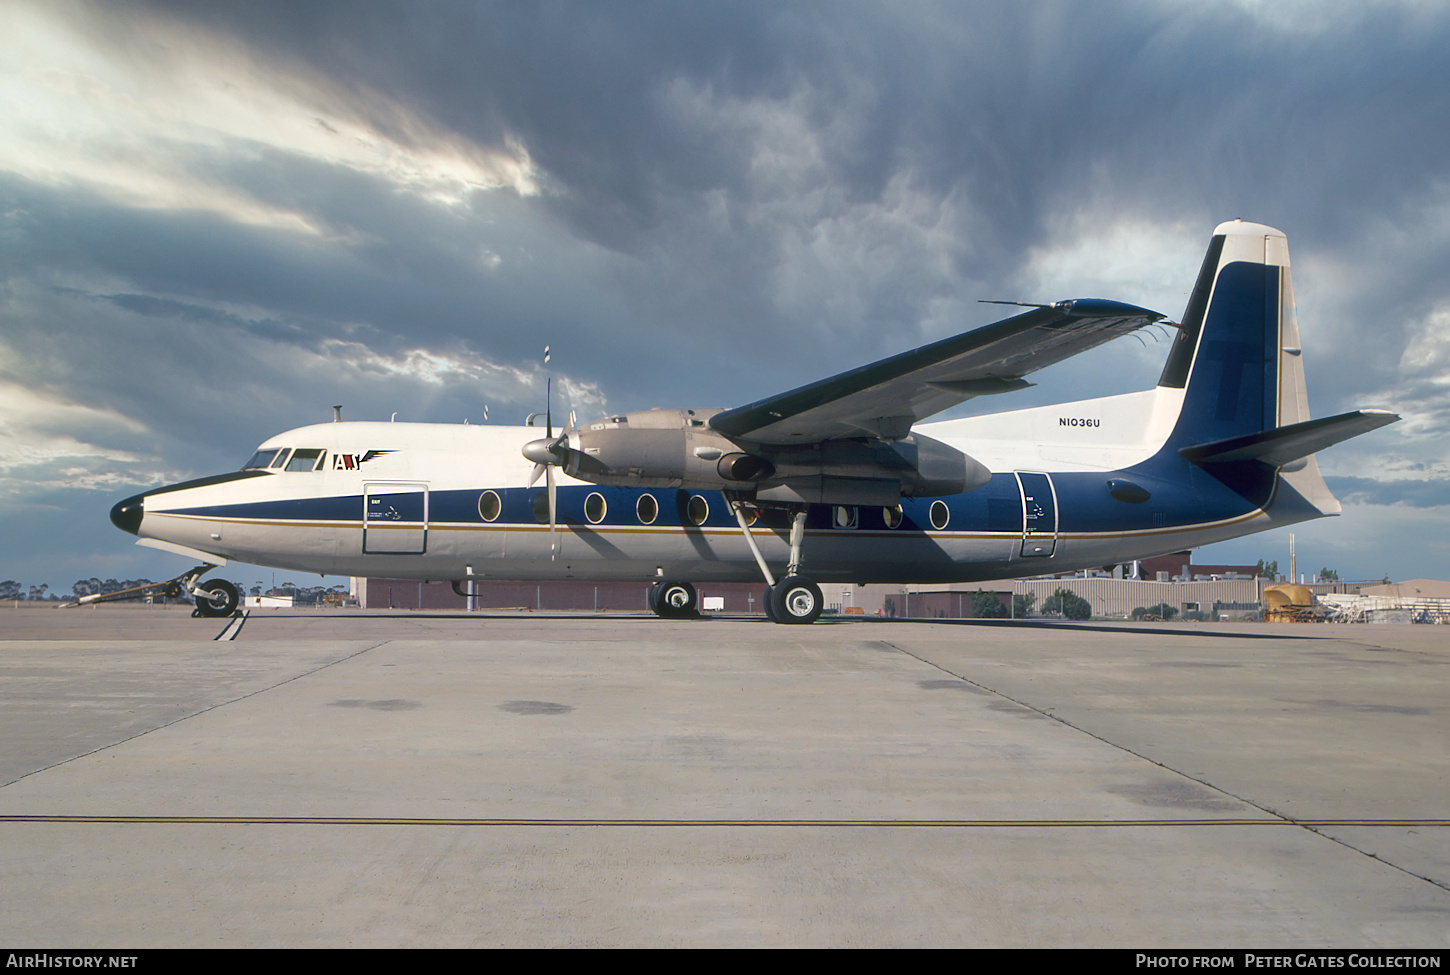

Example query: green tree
[1044,588,1092,621]
[1013,592,1036,618]
[1256,559,1279,580]
[969,591,1008,618]
[1318,567,1338,582]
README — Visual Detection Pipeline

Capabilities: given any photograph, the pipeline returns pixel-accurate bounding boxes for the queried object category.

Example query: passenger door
[1015,471,1058,558]
[363,481,429,554]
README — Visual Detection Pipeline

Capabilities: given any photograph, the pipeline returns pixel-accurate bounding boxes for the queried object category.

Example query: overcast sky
[3,0,1449,594]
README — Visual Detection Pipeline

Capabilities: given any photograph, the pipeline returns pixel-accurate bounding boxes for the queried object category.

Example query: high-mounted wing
[710,299,1164,444]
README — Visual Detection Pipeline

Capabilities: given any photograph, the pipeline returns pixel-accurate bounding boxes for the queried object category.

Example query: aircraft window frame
[738,505,759,527]
[530,491,550,524]
[636,493,658,525]
[269,449,292,469]
[584,492,607,524]
[687,494,709,526]
[478,490,502,522]
[883,505,903,529]
[242,449,280,471]
[286,449,326,472]
[833,506,858,529]
[929,500,950,531]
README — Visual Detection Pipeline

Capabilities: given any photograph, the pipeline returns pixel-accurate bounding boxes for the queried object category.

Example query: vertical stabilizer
[1160,220,1298,448]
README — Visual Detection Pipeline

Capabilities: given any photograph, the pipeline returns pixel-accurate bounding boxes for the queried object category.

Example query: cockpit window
[269,449,291,469]
[285,449,326,472]
[242,449,280,470]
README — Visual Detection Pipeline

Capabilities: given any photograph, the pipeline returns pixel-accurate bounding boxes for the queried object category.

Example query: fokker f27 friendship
[100,221,1397,623]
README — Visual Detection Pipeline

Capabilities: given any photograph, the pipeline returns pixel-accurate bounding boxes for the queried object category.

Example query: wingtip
[1054,298,1165,320]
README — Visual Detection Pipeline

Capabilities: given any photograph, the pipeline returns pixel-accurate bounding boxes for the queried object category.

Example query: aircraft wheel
[762,589,779,623]
[195,578,239,618]
[769,576,823,624]
[651,580,697,618]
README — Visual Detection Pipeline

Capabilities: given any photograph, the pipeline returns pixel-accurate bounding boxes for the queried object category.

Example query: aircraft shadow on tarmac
[247,611,1323,639]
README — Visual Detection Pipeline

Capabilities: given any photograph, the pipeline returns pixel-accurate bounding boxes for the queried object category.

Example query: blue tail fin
[1161,220,1290,449]
[1160,221,1399,513]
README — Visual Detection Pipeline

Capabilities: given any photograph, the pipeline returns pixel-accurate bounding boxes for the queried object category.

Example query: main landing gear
[648,580,698,619]
[647,502,826,625]
[735,501,824,625]
[767,575,824,624]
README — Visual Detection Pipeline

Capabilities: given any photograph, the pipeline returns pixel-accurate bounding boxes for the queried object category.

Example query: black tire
[770,576,823,624]
[195,578,239,618]
[652,580,697,618]
[762,589,779,622]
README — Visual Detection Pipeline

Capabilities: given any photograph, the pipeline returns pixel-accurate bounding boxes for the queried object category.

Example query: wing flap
[710,299,1163,443]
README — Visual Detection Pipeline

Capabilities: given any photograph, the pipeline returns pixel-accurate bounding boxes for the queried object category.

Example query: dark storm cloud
[113,1,1450,387]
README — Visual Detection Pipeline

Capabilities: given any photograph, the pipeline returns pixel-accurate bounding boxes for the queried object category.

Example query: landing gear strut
[730,499,824,625]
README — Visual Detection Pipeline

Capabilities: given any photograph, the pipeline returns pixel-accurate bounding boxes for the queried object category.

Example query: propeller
[520,370,575,558]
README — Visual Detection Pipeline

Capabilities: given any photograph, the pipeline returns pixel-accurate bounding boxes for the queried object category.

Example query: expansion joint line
[214,609,249,641]
[0,640,394,791]
[877,640,1450,894]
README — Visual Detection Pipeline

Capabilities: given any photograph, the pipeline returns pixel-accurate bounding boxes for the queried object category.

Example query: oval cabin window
[478,490,501,522]
[585,492,607,524]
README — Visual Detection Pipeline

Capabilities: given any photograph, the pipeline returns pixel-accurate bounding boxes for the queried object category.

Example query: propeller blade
[528,462,545,488]
[547,464,558,559]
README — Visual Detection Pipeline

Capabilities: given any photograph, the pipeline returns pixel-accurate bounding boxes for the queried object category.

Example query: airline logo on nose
[332,450,395,470]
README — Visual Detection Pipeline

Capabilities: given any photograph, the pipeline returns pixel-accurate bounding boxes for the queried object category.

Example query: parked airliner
[103,221,1397,622]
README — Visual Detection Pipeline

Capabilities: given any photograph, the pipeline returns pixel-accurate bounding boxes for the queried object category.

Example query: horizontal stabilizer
[1179,410,1399,468]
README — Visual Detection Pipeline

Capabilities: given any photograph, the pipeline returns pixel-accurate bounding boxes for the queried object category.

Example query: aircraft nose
[110,493,146,535]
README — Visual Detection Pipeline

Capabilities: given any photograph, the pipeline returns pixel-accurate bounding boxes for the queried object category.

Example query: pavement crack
[878,639,1450,895]
[0,640,393,790]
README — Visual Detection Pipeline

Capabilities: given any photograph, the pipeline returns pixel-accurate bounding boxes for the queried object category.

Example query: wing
[709,299,1164,444]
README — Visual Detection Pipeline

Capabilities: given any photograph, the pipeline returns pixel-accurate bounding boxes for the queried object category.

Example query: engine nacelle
[563,409,990,502]
[890,433,992,497]
[567,408,752,489]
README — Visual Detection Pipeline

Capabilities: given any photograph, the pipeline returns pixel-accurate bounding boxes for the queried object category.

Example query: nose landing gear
[193,578,240,618]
